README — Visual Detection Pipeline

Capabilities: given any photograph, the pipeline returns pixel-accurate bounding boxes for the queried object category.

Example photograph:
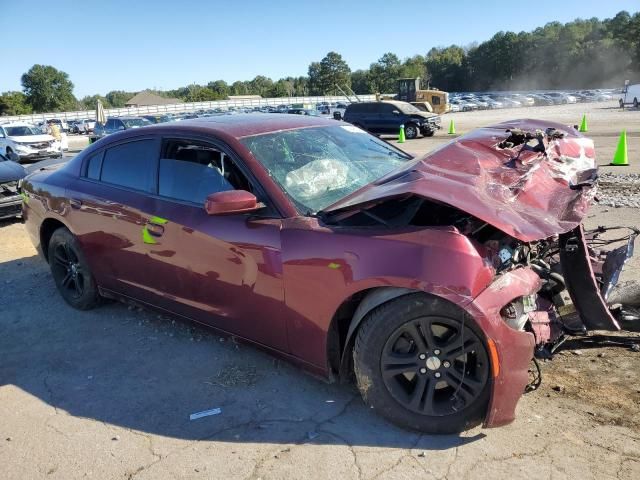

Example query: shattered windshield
[240,125,412,213]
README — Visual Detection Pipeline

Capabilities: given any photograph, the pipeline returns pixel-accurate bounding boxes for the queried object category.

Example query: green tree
[183,84,218,102]
[307,62,322,95]
[350,70,370,94]
[309,52,351,95]
[231,81,249,95]
[105,90,134,108]
[400,55,428,82]
[267,79,292,98]
[21,65,77,113]
[0,91,32,116]
[207,80,230,99]
[79,94,110,110]
[248,75,274,96]
[426,46,469,91]
[368,53,402,93]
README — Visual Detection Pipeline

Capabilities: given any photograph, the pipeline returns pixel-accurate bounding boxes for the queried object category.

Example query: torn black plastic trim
[559,226,621,331]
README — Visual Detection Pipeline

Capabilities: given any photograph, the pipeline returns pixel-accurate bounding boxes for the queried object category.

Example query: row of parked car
[449,89,616,111]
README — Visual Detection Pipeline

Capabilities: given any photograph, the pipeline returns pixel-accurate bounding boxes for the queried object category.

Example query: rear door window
[85,151,103,180]
[100,139,158,192]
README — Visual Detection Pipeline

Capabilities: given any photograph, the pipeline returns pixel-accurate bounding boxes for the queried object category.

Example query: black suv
[92,117,152,140]
[342,101,441,139]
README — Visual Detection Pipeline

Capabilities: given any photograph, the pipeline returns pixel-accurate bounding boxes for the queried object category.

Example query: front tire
[353,293,490,433]
[404,123,418,140]
[48,227,99,310]
[634,98,639,109]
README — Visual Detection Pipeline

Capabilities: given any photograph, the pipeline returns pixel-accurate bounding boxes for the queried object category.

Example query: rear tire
[48,227,100,310]
[353,293,490,433]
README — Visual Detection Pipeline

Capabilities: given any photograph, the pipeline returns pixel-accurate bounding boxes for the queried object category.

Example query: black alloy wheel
[380,315,489,416]
[353,293,491,433]
[51,241,85,299]
[48,227,99,310]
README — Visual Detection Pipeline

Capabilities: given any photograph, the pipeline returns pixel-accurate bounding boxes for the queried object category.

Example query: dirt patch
[541,331,640,430]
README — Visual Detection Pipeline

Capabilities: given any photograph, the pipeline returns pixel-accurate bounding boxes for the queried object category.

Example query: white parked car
[545,92,576,104]
[619,83,640,108]
[511,94,535,106]
[0,123,62,163]
[500,97,522,108]
[481,96,503,109]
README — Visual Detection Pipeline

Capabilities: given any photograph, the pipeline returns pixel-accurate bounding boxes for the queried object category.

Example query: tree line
[1,10,638,116]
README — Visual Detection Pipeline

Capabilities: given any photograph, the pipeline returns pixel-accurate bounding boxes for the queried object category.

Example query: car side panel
[64,177,157,300]
[280,218,495,370]
[134,196,288,352]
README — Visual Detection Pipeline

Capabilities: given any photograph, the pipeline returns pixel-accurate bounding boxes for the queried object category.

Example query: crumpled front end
[322,120,637,427]
[464,268,540,428]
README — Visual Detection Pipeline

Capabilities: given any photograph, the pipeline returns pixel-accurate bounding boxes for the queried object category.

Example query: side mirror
[205,190,261,215]
[392,110,400,115]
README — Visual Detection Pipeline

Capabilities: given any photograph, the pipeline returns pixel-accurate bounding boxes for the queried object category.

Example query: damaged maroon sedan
[21,115,636,433]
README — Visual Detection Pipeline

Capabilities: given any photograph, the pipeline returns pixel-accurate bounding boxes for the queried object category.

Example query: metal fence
[0,95,378,124]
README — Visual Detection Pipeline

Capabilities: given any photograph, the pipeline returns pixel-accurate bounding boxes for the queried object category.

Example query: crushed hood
[324,119,597,242]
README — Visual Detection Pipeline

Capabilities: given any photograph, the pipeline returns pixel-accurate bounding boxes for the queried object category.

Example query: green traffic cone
[448,119,456,135]
[578,114,588,132]
[398,124,405,143]
[610,130,629,166]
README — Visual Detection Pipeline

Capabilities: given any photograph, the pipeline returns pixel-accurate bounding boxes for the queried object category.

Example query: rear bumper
[464,268,540,428]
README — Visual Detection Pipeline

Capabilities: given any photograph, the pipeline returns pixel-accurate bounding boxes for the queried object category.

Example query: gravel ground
[1,102,640,479]
[598,172,640,208]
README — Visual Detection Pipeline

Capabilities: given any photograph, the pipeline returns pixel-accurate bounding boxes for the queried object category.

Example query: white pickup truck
[619,82,640,109]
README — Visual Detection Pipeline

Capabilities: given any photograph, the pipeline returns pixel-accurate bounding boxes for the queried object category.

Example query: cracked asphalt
[2,102,640,479]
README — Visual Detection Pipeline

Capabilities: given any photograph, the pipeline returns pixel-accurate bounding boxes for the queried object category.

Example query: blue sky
[1,0,637,97]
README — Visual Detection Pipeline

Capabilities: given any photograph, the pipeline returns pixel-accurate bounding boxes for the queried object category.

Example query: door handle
[70,198,82,209]
[145,223,164,237]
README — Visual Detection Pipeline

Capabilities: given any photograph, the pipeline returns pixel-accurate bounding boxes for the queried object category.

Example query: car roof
[139,113,339,138]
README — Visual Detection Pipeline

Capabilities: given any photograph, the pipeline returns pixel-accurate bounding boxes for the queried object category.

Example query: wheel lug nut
[435,372,441,378]
[434,349,441,355]
[419,368,427,374]
[443,361,451,368]
[419,354,426,360]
